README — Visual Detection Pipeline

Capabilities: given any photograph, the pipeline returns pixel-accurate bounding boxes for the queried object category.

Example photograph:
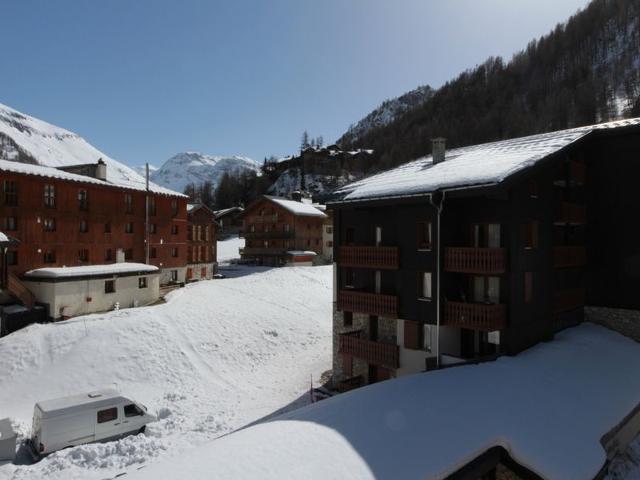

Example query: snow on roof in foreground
[0,231,8,242]
[128,324,640,480]
[265,195,327,217]
[333,117,640,202]
[25,263,159,279]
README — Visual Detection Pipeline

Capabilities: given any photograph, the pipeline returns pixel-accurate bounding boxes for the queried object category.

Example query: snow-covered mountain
[133,164,158,178]
[0,102,173,193]
[338,85,434,144]
[151,152,260,193]
[268,167,356,200]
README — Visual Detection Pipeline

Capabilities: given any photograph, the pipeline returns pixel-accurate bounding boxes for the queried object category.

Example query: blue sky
[2,0,590,168]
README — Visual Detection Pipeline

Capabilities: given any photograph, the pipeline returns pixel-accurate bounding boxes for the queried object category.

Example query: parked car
[29,388,155,457]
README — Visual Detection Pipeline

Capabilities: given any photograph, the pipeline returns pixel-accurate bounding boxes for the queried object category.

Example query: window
[417,222,432,250]
[343,311,353,327]
[4,216,17,231]
[104,249,113,261]
[97,407,117,423]
[205,226,210,241]
[307,240,310,246]
[423,324,433,352]
[104,222,111,233]
[315,239,320,245]
[524,221,539,249]
[326,241,333,247]
[43,218,56,232]
[473,223,501,248]
[171,199,178,216]
[473,276,500,303]
[125,249,133,260]
[345,268,355,288]
[404,320,422,350]
[375,226,382,246]
[138,277,148,289]
[149,223,157,234]
[171,247,178,258]
[345,227,355,245]
[125,222,134,234]
[326,226,333,234]
[79,220,89,233]
[529,180,539,199]
[3,180,17,206]
[124,404,143,417]
[44,184,55,208]
[105,280,115,294]
[171,224,178,235]
[342,354,353,377]
[78,249,89,262]
[197,226,202,241]
[150,247,157,259]
[171,270,178,282]
[524,272,533,303]
[43,251,56,263]
[124,193,133,213]
[6,251,17,266]
[78,189,88,210]
[148,196,156,216]
[418,272,432,300]
[283,224,290,232]
[375,270,381,294]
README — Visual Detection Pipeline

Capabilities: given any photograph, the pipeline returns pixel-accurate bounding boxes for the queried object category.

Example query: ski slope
[0,266,332,480]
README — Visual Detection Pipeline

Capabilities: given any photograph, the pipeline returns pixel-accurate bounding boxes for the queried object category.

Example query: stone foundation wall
[332,306,397,385]
[585,306,640,342]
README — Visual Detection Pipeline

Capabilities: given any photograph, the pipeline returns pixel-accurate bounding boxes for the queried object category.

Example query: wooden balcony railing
[239,247,287,256]
[248,215,279,224]
[444,247,507,274]
[443,301,507,331]
[239,230,295,240]
[553,288,585,314]
[337,290,398,317]
[556,202,586,225]
[553,246,586,268]
[338,246,399,270]
[339,332,399,369]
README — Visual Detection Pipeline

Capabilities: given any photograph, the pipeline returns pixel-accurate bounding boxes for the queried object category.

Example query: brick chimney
[432,138,446,165]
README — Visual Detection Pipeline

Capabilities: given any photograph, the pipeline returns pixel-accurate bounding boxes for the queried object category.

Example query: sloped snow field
[0,265,332,480]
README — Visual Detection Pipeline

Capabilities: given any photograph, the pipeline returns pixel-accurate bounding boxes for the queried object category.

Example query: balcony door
[473,223,501,248]
[472,276,500,304]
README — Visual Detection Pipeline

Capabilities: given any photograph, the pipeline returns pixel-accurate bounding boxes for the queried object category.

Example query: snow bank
[333,117,640,202]
[217,235,244,262]
[128,324,640,480]
[0,266,332,480]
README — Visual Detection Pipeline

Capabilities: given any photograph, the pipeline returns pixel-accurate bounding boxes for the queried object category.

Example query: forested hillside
[340,0,640,171]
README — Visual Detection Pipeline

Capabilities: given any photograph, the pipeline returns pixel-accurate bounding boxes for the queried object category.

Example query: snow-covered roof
[0,159,184,197]
[24,263,159,279]
[127,324,640,480]
[332,117,640,202]
[36,388,124,416]
[265,196,327,218]
[214,206,244,218]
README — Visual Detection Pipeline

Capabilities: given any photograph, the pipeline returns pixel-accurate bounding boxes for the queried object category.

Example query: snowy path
[0,265,332,480]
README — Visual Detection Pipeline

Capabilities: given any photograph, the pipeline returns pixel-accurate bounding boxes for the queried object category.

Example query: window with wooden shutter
[417,222,432,250]
[404,320,422,350]
[418,272,432,300]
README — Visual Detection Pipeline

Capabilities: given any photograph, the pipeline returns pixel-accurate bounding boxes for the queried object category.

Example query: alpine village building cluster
[0,159,218,334]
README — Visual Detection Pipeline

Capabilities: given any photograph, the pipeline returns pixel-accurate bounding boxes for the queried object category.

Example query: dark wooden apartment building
[0,159,189,303]
[239,195,327,266]
[328,118,640,390]
[186,203,218,281]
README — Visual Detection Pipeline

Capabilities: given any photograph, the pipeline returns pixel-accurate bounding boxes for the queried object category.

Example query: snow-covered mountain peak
[150,152,260,193]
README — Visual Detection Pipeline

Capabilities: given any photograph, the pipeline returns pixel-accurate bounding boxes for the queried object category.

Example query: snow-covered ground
[0,265,332,480]
[126,323,640,480]
[217,235,244,263]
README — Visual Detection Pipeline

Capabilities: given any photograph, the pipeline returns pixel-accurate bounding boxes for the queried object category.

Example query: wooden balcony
[555,202,586,225]
[337,290,398,317]
[553,288,585,314]
[248,215,278,224]
[339,332,399,369]
[553,246,586,268]
[240,230,295,240]
[443,301,507,331]
[338,246,399,270]
[239,247,287,256]
[444,247,507,274]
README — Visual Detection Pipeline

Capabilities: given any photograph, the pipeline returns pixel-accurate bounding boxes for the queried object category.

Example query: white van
[30,388,155,456]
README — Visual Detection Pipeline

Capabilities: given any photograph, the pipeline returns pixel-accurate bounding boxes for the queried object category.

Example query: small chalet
[239,195,327,266]
[186,204,218,281]
[214,206,244,236]
[327,117,640,390]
